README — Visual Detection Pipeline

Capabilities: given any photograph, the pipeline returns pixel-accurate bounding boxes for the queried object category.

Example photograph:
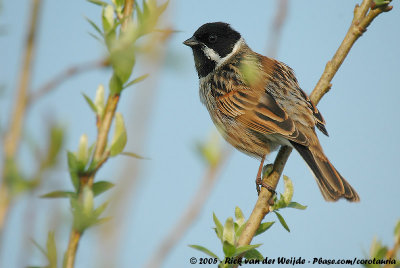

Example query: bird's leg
[255,155,276,196]
[255,155,265,195]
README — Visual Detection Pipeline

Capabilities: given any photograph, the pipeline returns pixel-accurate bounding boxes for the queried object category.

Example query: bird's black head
[184,22,242,78]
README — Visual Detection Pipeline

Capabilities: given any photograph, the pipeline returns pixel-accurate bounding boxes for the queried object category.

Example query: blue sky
[1,0,399,267]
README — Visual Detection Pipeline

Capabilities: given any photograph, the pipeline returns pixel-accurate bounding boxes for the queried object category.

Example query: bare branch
[266,0,288,57]
[0,0,42,233]
[28,58,109,104]
[310,0,392,104]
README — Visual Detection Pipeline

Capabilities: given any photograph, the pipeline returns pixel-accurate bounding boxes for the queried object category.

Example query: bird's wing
[265,58,328,136]
[216,85,310,146]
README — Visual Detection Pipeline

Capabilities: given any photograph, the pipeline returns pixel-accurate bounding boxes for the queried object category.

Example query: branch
[146,149,231,268]
[310,0,392,104]
[28,58,109,104]
[64,1,135,267]
[64,229,82,268]
[121,0,134,31]
[237,147,292,246]
[237,0,392,248]
[92,0,134,170]
[266,0,288,57]
[0,0,42,233]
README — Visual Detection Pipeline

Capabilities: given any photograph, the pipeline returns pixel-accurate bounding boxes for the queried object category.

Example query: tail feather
[290,141,360,202]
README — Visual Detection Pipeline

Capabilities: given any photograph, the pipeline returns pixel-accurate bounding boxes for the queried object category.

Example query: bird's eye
[208,35,217,44]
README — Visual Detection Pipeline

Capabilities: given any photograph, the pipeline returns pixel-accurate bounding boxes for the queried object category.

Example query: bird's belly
[208,108,281,159]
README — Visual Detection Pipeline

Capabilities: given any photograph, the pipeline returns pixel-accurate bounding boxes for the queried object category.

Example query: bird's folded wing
[216,88,310,146]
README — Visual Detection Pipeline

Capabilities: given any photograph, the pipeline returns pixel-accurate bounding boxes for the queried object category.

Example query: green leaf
[120,151,147,159]
[124,74,149,88]
[136,3,143,25]
[104,26,117,49]
[244,248,264,261]
[235,221,247,238]
[287,202,307,210]
[94,84,105,118]
[274,211,290,232]
[46,231,57,268]
[85,17,103,36]
[282,175,293,204]
[109,72,123,94]
[109,112,127,156]
[222,241,236,257]
[93,216,112,226]
[234,207,245,227]
[82,93,97,113]
[233,244,262,257]
[113,0,124,9]
[30,238,47,257]
[394,220,400,237]
[223,217,235,245]
[196,133,221,167]
[213,213,223,241]
[255,221,274,236]
[76,134,89,167]
[88,32,104,44]
[67,151,78,171]
[38,125,65,171]
[189,245,220,260]
[93,201,109,218]
[83,93,97,113]
[87,0,108,6]
[369,237,381,258]
[374,246,388,260]
[93,181,115,196]
[67,151,80,190]
[110,44,136,85]
[47,126,64,164]
[157,0,169,16]
[82,186,94,215]
[373,0,391,7]
[102,5,115,33]
[40,191,76,199]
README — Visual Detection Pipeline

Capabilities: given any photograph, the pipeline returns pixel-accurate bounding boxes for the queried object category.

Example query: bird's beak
[183,36,200,47]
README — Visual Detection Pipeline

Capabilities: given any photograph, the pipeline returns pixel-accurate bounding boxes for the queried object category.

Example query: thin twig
[146,150,232,268]
[237,0,392,248]
[266,0,288,57]
[28,58,109,104]
[0,0,42,233]
[64,1,135,267]
[121,0,134,31]
[96,32,172,268]
[64,229,82,268]
[237,147,292,246]
[310,0,392,104]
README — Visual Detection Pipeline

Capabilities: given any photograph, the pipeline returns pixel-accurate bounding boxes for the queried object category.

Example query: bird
[183,22,359,202]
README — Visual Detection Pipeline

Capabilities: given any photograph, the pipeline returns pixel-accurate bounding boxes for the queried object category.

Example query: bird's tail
[290,141,359,202]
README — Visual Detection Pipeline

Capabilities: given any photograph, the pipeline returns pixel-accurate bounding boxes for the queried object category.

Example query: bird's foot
[255,164,275,196]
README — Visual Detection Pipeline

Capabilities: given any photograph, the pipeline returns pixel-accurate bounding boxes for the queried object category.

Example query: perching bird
[183,22,359,202]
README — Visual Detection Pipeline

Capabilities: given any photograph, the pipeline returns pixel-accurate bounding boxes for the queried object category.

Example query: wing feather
[216,87,309,146]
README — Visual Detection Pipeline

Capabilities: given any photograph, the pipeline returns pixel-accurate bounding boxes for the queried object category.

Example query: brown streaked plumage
[184,22,359,202]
